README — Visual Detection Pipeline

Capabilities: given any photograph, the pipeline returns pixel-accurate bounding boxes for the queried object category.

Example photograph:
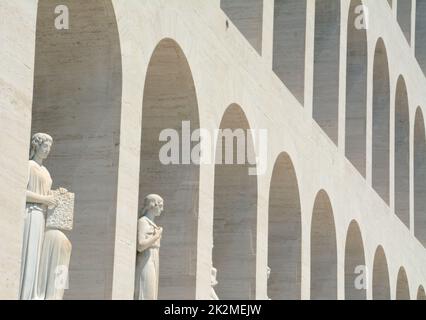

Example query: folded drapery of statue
[46,190,75,231]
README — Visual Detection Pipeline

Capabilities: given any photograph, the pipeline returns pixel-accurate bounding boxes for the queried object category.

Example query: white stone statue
[20,133,55,299]
[210,267,219,300]
[19,133,72,300]
[266,266,271,300]
[134,194,164,300]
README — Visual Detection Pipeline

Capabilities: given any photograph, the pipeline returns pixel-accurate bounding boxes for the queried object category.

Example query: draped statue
[134,194,164,300]
[210,266,219,300]
[267,266,271,300]
[20,133,73,300]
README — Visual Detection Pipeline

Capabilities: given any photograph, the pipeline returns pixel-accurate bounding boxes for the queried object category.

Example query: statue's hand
[156,227,163,238]
[44,195,57,208]
[58,187,68,194]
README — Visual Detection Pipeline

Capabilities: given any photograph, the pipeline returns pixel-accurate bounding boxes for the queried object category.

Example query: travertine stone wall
[1,0,426,300]
[0,1,37,299]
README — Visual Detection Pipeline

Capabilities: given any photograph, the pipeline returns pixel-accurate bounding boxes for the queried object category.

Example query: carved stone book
[46,190,75,231]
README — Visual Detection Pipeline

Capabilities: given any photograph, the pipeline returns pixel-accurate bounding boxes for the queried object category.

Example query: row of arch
[30,0,426,299]
[139,4,426,300]
[271,156,426,300]
[222,0,426,246]
[360,33,426,249]
[384,0,426,82]
[141,35,425,298]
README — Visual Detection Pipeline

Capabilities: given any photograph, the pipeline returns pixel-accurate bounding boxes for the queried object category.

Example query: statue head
[29,133,53,161]
[211,267,218,287]
[141,194,164,218]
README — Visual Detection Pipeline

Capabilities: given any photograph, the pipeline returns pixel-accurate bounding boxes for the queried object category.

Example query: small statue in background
[134,194,164,300]
[266,266,271,300]
[210,266,219,300]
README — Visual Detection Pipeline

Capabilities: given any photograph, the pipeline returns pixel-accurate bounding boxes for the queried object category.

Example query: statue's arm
[27,190,46,204]
[26,190,52,206]
[26,164,53,205]
[137,219,160,252]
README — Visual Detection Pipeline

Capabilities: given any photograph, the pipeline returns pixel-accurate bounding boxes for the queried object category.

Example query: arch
[394,76,410,227]
[213,104,258,300]
[414,107,426,246]
[313,0,340,144]
[310,190,337,300]
[397,0,412,43]
[221,0,263,54]
[372,39,391,204]
[372,246,390,299]
[418,286,426,300]
[345,0,368,176]
[31,0,122,299]
[415,0,426,74]
[267,152,301,300]
[139,39,200,299]
[396,267,410,300]
[273,0,307,105]
[344,220,366,300]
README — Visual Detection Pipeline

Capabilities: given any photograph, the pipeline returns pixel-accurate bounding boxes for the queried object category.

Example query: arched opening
[372,246,390,300]
[344,220,366,300]
[414,107,426,246]
[313,0,340,144]
[139,39,200,299]
[31,0,122,299]
[418,285,426,300]
[394,76,410,227]
[220,0,263,54]
[273,0,307,105]
[372,39,390,204]
[267,152,301,300]
[310,190,337,300]
[345,0,368,176]
[397,0,412,43]
[396,267,410,300]
[213,104,258,300]
[415,0,426,74]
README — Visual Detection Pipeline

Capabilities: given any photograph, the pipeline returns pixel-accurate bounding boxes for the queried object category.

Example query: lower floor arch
[418,286,426,300]
[310,190,337,300]
[212,104,258,300]
[138,38,200,299]
[267,152,302,300]
[344,220,366,299]
[396,267,410,300]
[372,246,390,300]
